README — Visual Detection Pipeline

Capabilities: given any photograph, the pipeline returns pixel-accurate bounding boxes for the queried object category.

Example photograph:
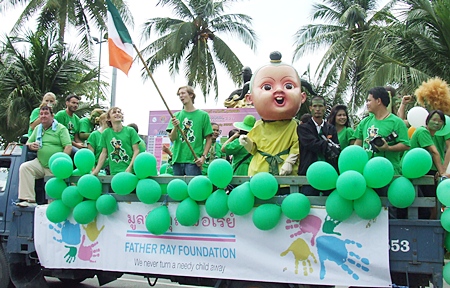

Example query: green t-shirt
[338,126,354,150]
[100,126,141,175]
[166,109,213,164]
[138,137,146,153]
[28,107,40,136]
[87,130,107,167]
[29,123,72,168]
[410,126,445,171]
[353,113,409,174]
[79,117,94,133]
[224,138,252,176]
[54,110,81,141]
[202,141,224,175]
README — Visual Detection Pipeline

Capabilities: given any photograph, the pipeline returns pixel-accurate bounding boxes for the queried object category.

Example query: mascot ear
[245,93,253,105]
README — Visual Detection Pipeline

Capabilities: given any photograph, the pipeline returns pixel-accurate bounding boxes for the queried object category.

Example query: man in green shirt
[353,86,410,175]
[54,94,84,150]
[17,105,72,207]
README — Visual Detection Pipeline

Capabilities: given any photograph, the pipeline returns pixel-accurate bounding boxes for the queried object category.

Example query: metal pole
[111,67,117,107]
[97,41,102,105]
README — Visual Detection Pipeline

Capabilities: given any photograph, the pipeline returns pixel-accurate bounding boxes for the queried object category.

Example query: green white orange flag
[106,0,133,75]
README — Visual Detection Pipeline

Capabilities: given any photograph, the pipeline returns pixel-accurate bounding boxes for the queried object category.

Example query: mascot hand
[239,135,254,152]
[279,154,298,176]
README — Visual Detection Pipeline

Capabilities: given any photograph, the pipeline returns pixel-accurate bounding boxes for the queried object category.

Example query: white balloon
[407,106,428,128]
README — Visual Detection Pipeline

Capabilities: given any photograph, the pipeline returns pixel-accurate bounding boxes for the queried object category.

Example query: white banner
[34,203,391,287]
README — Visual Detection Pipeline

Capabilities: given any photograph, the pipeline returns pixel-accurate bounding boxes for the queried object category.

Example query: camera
[321,135,340,160]
[370,131,398,152]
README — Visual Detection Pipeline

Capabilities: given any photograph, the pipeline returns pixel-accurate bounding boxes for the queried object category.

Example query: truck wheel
[0,247,12,288]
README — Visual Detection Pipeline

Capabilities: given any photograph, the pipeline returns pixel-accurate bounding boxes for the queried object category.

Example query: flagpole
[132,44,199,161]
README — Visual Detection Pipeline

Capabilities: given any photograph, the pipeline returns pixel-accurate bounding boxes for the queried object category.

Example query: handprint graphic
[78,235,100,263]
[285,215,322,245]
[63,246,77,263]
[280,238,317,275]
[316,235,369,280]
[322,215,342,235]
[82,217,105,242]
[49,220,81,245]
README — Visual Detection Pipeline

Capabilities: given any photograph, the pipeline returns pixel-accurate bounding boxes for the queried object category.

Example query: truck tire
[0,247,12,288]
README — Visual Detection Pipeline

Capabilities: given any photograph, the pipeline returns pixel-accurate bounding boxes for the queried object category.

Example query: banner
[35,203,391,287]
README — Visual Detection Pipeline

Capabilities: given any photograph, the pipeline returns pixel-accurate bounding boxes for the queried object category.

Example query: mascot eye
[262,84,272,91]
[285,83,294,89]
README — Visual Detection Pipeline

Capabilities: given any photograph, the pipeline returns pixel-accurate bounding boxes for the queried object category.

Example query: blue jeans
[172,163,201,176]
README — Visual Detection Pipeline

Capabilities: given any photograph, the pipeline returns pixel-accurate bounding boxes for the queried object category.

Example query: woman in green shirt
[327,104,354,150]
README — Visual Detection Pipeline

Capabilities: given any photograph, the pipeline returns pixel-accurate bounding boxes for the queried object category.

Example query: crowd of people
[16,51,450,222]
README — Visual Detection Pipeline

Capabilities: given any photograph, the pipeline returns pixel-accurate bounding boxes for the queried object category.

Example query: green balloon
[133,152,157,179]
[51,158,73,179]
[249,172,278,200]
[388,177,415,208]
[338,145,369,174]
[73,200,98,224]
[281,193,311,220]
[325,190,354,221]
[146,205,171,235]
[46,200,71,223]
[49,152,72,169]
[61,186,83,208]
[442,209,450,232]
[176,198,200,226]
[444,262,450,285]
[336,171,366,200]
[72,169,84,176]
[208,159,233,189]
[353,188,382,220]
[228,182,254,216]
[205,189,229,219]
[136,179,162,204]
[445,233,450,252]
[45,178,67,199]
[402,148,432,179]
[252,204,281,231]
[187,176,213,201]
[96,194,117,215]
[437,179,450,206]
[159,163,173,175]
[159,173,172,194]
[77,174,102,200]
[74,149,95,174]
[363,157,394,188]
[111,172,139,195]
[167,179,188,201]
[306,162,338,191]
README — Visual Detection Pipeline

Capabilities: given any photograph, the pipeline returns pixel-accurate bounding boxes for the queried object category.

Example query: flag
[106,0,133,75]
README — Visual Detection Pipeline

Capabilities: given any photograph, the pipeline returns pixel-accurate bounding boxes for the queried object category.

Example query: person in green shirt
[17,105,72,207]
[28,92,57,137]
[92,107,141,176]
[167,86,213,176]
[353,87,410,176]
[79,108,105,142]
[327,104,354,150]
[87,112,109,172]
[409,110,450,219]
[202,123,225,175]
[54,94,84,150]
[221,115,256,176]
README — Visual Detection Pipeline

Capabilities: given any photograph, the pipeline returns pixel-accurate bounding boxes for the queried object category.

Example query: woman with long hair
[327,104,354,149]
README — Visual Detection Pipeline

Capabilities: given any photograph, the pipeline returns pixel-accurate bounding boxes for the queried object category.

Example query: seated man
[16,105,72,207]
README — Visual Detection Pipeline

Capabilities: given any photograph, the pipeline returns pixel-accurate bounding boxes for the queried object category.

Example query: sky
[2,0,392,134]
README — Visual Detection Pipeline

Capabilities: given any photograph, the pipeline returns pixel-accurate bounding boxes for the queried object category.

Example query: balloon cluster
[436,178,450,285]
[45,150,117,224]
[306,146,432,221]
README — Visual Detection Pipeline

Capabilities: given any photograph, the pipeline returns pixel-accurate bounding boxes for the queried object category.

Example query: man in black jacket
[298,95,340,196]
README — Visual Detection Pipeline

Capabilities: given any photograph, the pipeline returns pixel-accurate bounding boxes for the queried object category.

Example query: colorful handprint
[78,235,100,263]
[280,238,317,275]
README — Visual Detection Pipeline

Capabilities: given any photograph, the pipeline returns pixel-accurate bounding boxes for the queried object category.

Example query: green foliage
[140,0,257,102]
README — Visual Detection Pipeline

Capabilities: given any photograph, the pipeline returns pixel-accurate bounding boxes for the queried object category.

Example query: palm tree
[0,30,99,143]
[0,0,133,50]
[292,0,396,111]
[360,0,450,95]
[140,0,257,102]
